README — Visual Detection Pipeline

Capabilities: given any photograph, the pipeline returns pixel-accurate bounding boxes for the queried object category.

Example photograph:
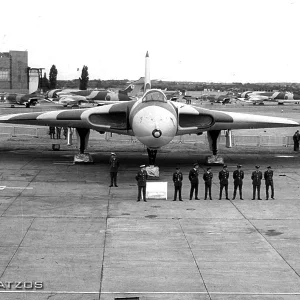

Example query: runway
[0,104,299,299]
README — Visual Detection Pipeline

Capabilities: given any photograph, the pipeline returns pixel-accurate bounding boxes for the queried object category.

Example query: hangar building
[0,50,29,93]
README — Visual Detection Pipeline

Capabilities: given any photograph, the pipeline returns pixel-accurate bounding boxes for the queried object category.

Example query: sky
[1,0,300,83]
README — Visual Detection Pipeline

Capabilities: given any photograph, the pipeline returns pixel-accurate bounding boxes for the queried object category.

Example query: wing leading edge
[0,101,136,134]
[173,102,299,135]
[0,101,298,137]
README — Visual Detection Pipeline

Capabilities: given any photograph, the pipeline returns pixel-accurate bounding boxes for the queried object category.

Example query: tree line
[39,65,300,94]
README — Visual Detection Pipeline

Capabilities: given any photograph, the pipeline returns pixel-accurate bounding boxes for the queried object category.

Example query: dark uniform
[293,130,300,151]
[189,164,200,200]
[203,168,213,200]
[109,153,120,187]
[56,126,62,139]
[173,168,183,201]
[49,126,55,139]
[232,165,244,200]
[136,165,148,202]
[219,165,229,200]
[264,166,274,200]
[63,127,68,139]
[251,166,262,200]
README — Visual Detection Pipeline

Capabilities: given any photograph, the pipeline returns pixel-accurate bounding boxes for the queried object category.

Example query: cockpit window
[142,90,167,103]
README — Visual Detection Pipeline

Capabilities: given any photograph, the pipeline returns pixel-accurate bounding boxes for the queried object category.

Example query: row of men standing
[48,126,68,139]
[108,153,274,202]
[173,163,274,201]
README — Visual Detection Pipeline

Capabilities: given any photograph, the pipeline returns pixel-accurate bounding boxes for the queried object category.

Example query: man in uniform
[251,165,262,200]
[219,165,230,200]
[173,166,183,201]
[109,153,120,187]
[293,130,300,151]
[56,126,62,139]
[264,166,274,200]
[189,163,200,200]
[232,164,244,200]
[203,167,213,200]
[135,164,148,202]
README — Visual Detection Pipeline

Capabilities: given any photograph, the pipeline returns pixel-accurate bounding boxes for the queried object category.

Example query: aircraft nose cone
[131,105,177,148]
[152,129,162,138]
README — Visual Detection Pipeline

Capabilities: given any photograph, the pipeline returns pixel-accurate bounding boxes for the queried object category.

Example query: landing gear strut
[147,148,157,165]
[74,128,93,163]
[209,130,220,156]
[76,128,90,154]
[206,130,224,165]
[146,148,159,178]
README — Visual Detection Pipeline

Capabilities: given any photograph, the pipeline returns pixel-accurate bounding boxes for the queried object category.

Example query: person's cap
[193,163,199,167]
[267,166,271,168]
[111,152,116,155]
[223,164,227,168]
[237,164,242,168]
[140,164,146,168]
[207,167,211,170]
[255,165,260,168]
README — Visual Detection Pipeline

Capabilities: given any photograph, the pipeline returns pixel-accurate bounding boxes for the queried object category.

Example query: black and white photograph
[0,0,300,299]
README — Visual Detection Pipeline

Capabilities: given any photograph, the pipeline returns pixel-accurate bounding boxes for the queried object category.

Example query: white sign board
[146,182,168,200]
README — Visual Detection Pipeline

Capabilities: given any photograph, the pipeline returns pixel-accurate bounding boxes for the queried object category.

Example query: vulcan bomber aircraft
[0,52,298,165]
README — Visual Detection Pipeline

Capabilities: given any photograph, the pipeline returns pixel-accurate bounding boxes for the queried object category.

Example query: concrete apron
[0,147,299,300]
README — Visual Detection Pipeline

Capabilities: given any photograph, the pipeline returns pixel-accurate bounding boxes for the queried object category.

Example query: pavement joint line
[0,168,39,215]
[229,200,300,279]
[0,194,19,217]
[0,217,36,279]
[1,166,40,243]
[0,186,33,190]
[284,174,299,181]
[178,219,212,300]
[98,194,111,299]
[20,155,37,171]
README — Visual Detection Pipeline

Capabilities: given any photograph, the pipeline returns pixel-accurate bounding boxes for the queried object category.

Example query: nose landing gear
[147,148,157,165]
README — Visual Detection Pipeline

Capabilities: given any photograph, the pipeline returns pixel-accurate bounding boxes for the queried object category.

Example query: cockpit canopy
[142,89,167,103]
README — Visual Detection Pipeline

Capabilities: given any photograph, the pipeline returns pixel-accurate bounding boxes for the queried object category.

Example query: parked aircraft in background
[163,89,184,101]
[46,86,134,107]
[238,91,300,105]
[0,52,298,165]
[0,91,46,107]
[237,91,274,105]
[271,92,300,104]
[200,92,236,104]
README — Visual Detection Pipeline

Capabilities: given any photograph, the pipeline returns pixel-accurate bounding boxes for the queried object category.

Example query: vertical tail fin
[144,51,151,92]
[119,84,134,95]
[123,52,151,98]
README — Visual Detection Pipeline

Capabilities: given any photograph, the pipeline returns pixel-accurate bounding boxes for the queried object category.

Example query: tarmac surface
[0,103,299,300]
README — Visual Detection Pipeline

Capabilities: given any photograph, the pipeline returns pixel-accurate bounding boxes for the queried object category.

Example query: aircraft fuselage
[129,90,177,149]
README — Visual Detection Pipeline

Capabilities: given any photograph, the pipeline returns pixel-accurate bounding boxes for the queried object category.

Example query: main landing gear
[206,130,224,165]
[74,128,93,163]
